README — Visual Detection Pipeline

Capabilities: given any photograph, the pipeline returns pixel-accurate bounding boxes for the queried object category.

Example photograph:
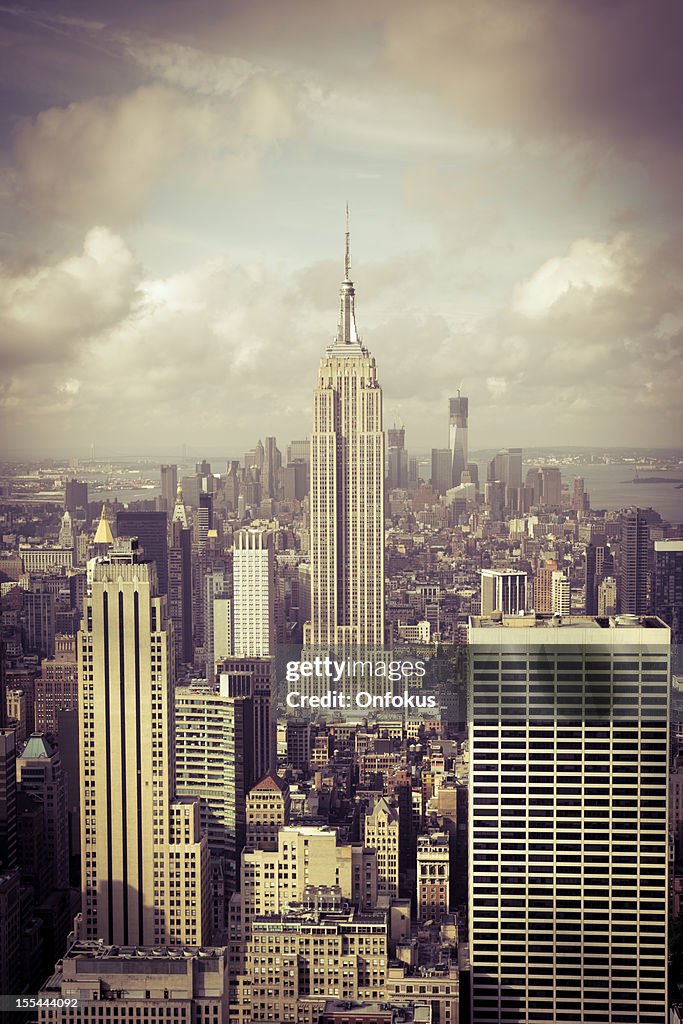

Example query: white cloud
[512,235,628,318]
[486,376,508,398]
[123,38,256,96]
[0,221,682,453]
[0,226,139,366]
[12,85,195,223]
[11,73,301,226]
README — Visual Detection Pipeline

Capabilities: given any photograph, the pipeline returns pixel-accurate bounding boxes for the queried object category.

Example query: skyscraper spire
[92,504,114,547]
[307,220,384,667]
[344,202,351,281]
[449,393,469,487]
[172,482,188,528]
[333,203,362,350]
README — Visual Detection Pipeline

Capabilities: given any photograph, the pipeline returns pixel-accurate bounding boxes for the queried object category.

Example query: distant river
[414,454,683,524]
[561,463,683,523]
[461,461,683,524]
[100,465,683,525]
[91,486,161,506]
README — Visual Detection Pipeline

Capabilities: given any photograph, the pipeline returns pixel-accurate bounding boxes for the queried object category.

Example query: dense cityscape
[0,231,682,1024]
[3,3,683,1022]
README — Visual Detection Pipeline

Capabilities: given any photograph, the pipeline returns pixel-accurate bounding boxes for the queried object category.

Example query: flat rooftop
[654,539,683,551]
[470,614,669,630]
[60,941,224,960]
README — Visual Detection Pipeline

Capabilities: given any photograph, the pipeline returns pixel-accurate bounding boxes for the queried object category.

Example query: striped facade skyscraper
[232,525,275,658]
[468,612,669,1024]
[79,553,210,946]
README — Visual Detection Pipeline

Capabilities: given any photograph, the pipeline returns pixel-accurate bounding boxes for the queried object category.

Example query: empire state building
[304,216,385,650]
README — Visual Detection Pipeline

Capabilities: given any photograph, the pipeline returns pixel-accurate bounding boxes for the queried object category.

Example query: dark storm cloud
[381,0,683,196]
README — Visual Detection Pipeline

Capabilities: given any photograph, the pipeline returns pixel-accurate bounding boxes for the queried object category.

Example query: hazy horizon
[1,1,682,454]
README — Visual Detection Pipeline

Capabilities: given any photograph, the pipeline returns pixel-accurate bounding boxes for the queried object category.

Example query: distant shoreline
[628,477,683,484]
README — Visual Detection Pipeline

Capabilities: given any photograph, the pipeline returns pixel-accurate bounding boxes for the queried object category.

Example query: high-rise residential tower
[533,559,559,615]
[159,464,178,515]
[387,425,408,491]
[417,831,450,924]
[175,679,254,897]
[167,484,193,667]
[232,525,275,658]
[305,214,384,650]
[363,796,399,900]
[449,391,468,487]
[539,466,562,508]
[584,536,614,616]
[572,475,590,512]
[619,507,650,615]
[36,634,79,734]
[653,538,683,671]
[550,568,571,616]
[263,437,281,500]
[468,612,669,1024]
[431,447,452,496]
[598,576,618,617]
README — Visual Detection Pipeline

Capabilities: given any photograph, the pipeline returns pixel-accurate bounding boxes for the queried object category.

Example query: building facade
[232,902,388,1023]
[232,525,275,658]
[175,679,254,895]
[79,557,209,946]
[449,393,468,489]
[653,538,683,671]
[36,634,78,734]
[363,796,400,901]
[168,485,193,667]
[619,507,650,615]
[468,612,669,1024]
[38,941,229,1023]
[305,220,385,654]
[245,772,290,851]
[417,831,450,923]
[480,570,527,617]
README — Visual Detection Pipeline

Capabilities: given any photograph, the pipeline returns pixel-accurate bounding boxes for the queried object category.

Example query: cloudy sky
[1,0,682,458]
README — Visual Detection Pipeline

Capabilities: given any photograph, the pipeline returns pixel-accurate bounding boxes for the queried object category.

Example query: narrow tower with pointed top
[168,484,193,665]
[304,214,385,651]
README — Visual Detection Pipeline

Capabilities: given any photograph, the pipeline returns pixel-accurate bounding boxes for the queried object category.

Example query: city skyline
[1,1,683,456]
[1,6,683,1019]
[1,253,681,1019]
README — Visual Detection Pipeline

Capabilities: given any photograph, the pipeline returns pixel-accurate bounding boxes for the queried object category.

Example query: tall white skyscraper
[468,612,669,1024]
[232,525,275,657]
[304,213,384,650]
[225,526,276,785]
[204,569,226,682]
[551,568,571,617]
[79,555,210,946]
[175,679,254,898]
